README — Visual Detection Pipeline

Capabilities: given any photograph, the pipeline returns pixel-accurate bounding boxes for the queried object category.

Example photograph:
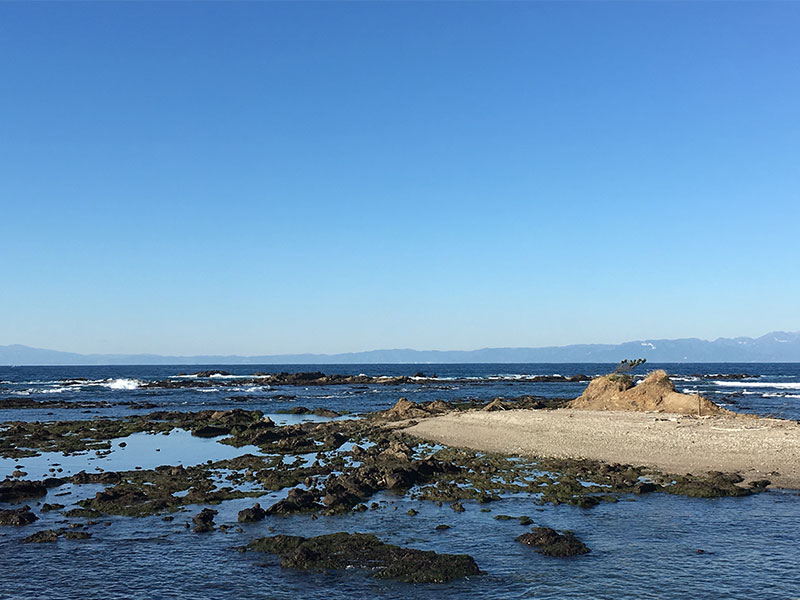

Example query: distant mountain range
[1,332,799,365]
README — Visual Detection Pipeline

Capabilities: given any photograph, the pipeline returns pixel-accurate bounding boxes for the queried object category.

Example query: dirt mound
[569,370,727,415]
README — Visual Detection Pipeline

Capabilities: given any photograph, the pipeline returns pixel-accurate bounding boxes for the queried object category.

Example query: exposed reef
[245,532,481,583]
[516,527,590,557]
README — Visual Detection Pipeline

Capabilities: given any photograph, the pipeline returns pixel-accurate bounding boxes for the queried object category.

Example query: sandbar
[405,409,800,489]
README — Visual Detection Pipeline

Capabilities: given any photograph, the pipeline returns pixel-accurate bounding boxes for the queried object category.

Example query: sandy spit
[404,409,800,489]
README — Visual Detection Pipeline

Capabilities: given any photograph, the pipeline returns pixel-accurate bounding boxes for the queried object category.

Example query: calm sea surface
[1,363,798,599]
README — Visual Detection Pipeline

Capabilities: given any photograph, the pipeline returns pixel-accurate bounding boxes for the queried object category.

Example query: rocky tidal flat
[1,366,799,598]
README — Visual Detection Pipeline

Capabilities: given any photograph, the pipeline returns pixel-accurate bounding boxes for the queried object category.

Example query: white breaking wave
[713,381,800,390]
[105,378,141,390]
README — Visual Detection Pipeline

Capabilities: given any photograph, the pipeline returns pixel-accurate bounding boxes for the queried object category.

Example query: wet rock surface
[193,508,217,532]
[0,479,53,502]
[0,505,38,526]
[516,527,590,557]
[694,373,760,380]
[246,532,481,583]
[22,527,93,543]
[24,529,59,543]
[238,503,266,522]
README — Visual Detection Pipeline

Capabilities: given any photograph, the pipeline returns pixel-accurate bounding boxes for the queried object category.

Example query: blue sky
[1,2,798,355]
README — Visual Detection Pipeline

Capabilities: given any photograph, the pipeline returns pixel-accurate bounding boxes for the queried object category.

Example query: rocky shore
[1,368,796,584]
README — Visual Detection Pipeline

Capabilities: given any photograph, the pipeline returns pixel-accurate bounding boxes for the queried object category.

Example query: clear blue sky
[1,2,798,355]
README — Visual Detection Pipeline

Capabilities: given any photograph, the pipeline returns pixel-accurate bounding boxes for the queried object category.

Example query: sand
[405,409,800,489]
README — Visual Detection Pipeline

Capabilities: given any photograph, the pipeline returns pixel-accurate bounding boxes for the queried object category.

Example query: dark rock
[0,480,48,502]
[63,507,103,518]
[266,488,322,515]
[0,506,38,526]
[575,496,600,509]
[633,481,658,494]
[694,373,759,380]
[247,532,481,583]
[516,527,590,557]
[667,472,753,498]
[384,469,416,490]
[24,529,59,543]
[192,508,217,533]
[321,490,360,512]
[191,425,231,438]
[41,503,65,512]
[450,501,465,513]
[238,503,267,523]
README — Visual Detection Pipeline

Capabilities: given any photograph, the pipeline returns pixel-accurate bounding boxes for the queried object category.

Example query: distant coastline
[2,331,800,365]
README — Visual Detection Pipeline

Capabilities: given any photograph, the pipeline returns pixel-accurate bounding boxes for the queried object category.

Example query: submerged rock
[516,527,590,557]
[246,532,481,583]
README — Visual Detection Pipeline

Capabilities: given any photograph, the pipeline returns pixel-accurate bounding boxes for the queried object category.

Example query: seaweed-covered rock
[516,527,590,557]
[238,503,267,522]
[266,488,323,515]
[666,472,754,498]
[0,506,38,526]
[247,532,481,583]
[633,481,659,494]
[191,425,231,438]
[192,508,217,532]
[0,479,49,502]
[24,529,59,543]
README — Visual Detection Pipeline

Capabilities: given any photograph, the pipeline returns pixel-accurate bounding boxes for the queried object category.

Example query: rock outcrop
[246,532,481,583]
[516,527,589,557]
[569,370,727,415]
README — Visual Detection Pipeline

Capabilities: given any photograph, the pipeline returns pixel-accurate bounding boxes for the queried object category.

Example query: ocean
[1,363,798,599]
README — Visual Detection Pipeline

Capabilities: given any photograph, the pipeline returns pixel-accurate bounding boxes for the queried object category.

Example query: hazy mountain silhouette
[2,332,799,365]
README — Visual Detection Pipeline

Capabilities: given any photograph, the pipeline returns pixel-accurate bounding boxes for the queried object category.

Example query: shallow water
[1,363,799,599]
[0,429,264,480]
[1,487,798,599]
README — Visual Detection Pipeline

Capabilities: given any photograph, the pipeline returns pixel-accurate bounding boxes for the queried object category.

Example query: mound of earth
[569,370,727,415]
